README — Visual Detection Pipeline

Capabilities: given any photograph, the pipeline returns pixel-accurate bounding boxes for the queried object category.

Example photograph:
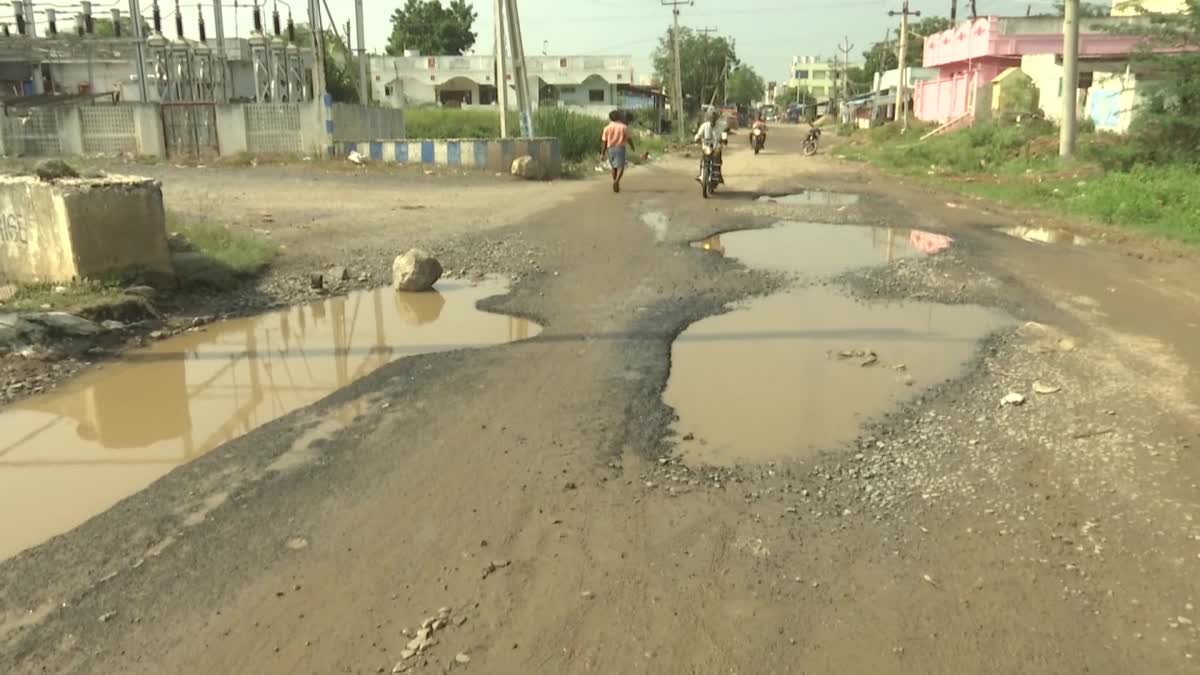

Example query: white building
[369,53,634,117]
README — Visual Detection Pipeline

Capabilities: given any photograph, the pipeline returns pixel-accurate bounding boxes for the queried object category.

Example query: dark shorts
[607,146,627,169]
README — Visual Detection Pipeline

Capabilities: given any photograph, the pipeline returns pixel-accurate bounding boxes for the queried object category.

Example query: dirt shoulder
[3,128,1200,674]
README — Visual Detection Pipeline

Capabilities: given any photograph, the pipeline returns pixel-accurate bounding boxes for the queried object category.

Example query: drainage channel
[669,222,1011,467]
[0,279,538,561]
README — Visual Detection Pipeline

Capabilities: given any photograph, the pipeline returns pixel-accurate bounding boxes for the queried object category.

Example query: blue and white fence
[332,138,562,178]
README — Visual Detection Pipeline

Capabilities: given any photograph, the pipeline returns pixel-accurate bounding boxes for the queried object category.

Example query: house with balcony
[787,56,848,100]
[914,13,1184,134]
[369,53,635,118]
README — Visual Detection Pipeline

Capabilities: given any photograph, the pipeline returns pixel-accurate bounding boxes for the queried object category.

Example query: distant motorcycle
[803,127,821,156]
[751,126,766,154]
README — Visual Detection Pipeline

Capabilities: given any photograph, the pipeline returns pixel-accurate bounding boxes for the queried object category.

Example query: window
[384,84,394,96]
[589,89,605,103]
[794,69,809,79]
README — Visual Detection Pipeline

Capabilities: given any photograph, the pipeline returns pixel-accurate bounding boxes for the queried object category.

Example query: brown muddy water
[0,280,536,561]
[670,223,1010,467]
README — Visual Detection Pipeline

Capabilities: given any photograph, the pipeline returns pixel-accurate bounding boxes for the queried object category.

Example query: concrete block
[0,174,174,286]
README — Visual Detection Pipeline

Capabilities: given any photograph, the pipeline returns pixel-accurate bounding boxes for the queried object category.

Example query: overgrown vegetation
[402,108,663,164]
[2,280,125,313]
[843,121,1200,243]
[172,222,277,277]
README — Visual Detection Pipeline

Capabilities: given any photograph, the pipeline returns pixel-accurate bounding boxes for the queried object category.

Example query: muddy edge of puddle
[0,279,537,561]
[667,222,1011,468]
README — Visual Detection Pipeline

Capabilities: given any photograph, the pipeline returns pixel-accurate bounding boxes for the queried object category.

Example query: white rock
[1001,392,1026,407]
[392,249,443,292]
[510,155,544,180]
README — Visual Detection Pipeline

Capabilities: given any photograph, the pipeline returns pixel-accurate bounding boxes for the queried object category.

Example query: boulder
[510,155,544,181]
[392,249,443,292]
[327,265,350,283]
[24,312,102,337]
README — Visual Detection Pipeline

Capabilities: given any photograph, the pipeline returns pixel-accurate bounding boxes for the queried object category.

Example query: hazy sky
[317,0,1064,81]
[12,0,1063,81]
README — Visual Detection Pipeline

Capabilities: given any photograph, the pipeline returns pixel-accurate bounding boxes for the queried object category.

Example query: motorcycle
[751,126,766,154]
[699,142,723,199]
[803,126,822,156]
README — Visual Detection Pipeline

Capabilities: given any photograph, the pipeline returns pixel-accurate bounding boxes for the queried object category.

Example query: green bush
[401,107,611,163]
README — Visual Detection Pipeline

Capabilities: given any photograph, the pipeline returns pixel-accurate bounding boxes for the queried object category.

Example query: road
[3,126,1200,674]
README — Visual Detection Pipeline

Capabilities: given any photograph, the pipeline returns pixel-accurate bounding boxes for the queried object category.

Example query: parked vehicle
[803,126,822,156]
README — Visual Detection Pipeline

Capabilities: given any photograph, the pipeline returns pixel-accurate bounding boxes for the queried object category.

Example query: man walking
[600,110,635,193]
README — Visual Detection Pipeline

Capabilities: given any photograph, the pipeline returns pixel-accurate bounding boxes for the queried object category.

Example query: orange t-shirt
[601,122,631,148]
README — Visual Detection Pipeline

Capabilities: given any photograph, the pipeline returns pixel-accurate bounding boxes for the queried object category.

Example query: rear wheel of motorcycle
[803,141,817,156]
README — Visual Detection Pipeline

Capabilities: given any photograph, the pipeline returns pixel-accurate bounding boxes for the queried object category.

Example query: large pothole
[668,223,1010,467]
[0,279,537,560]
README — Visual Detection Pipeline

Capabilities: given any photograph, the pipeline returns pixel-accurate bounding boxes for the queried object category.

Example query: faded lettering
[0,213,27,245]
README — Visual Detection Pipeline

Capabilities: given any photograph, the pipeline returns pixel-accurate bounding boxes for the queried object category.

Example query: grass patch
[172,222,277,276]
[842,121,1200,244]
[2,280,125,313]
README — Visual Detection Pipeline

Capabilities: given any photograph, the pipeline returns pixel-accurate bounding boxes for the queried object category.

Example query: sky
[6,0,1066,81]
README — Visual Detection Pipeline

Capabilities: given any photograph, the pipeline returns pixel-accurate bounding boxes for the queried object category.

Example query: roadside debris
[482,558,511,579]
[346,150,364,165]
[1032,382,1062,395]
[1001,392,1027,407]
[510,155,544,181]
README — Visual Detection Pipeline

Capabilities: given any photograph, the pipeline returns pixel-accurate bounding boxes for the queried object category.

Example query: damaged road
[3,128,1200,674]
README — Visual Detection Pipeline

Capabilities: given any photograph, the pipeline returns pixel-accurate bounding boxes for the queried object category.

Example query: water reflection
[693,224,952,270]
[0,280,536,560]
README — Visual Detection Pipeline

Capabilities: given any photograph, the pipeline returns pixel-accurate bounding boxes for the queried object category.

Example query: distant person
[600,110,635,194]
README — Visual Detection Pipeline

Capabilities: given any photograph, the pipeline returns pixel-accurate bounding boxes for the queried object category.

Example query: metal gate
[161,102,219,158]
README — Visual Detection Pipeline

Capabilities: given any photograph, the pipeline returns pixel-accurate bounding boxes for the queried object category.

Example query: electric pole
[354,0,367,103]
[663,0,692,137]
[502,0,534,136]
[696,26,716,106]
[951,0,957,22]
[1059,0,1079,157]
[838,36,853,121]
[889,0,920,131]
[494,0,508,137]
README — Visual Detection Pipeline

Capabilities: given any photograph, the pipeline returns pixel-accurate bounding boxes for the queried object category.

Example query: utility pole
[1059,0,1079,157]
[493,0,509,137]
[663,0,692,137]
[838,36,853,121]
[889,0,920,131]
[502,0,534,136]
[128,0,148,100]
[354,0,367,103]
[950,0,957,22]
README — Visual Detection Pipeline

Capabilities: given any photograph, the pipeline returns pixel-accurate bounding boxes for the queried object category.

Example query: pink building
[914,16,1153,124]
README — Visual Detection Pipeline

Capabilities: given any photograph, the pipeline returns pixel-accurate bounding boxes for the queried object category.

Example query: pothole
[693,222,951,277]
[668,224,1009,467]
[1001,226,1088,246]
[758,191,860,207]
[0,279,537,561]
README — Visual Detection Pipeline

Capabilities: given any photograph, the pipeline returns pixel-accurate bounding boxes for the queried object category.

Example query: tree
[1110,0,1200,161]
[92,16,136,37]
[860,16,952,82]
[652,28,738,114]
[726,64,765,106]
[294,23,360,103]
[774,84,816,109]
[1047,2,1110,16]
[386,0,477,56]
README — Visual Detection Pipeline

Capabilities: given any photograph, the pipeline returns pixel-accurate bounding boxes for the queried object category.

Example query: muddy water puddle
[1002,226,1089,246]
[0,280,536,560]
[670,223,1007,467]
[693,222,952,276]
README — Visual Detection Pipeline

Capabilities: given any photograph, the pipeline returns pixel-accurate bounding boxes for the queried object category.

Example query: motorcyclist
[751,115,767,148]
[694,109,723,183]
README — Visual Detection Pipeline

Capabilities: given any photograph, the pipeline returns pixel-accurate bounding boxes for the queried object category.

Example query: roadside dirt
[3,127,1200,674]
